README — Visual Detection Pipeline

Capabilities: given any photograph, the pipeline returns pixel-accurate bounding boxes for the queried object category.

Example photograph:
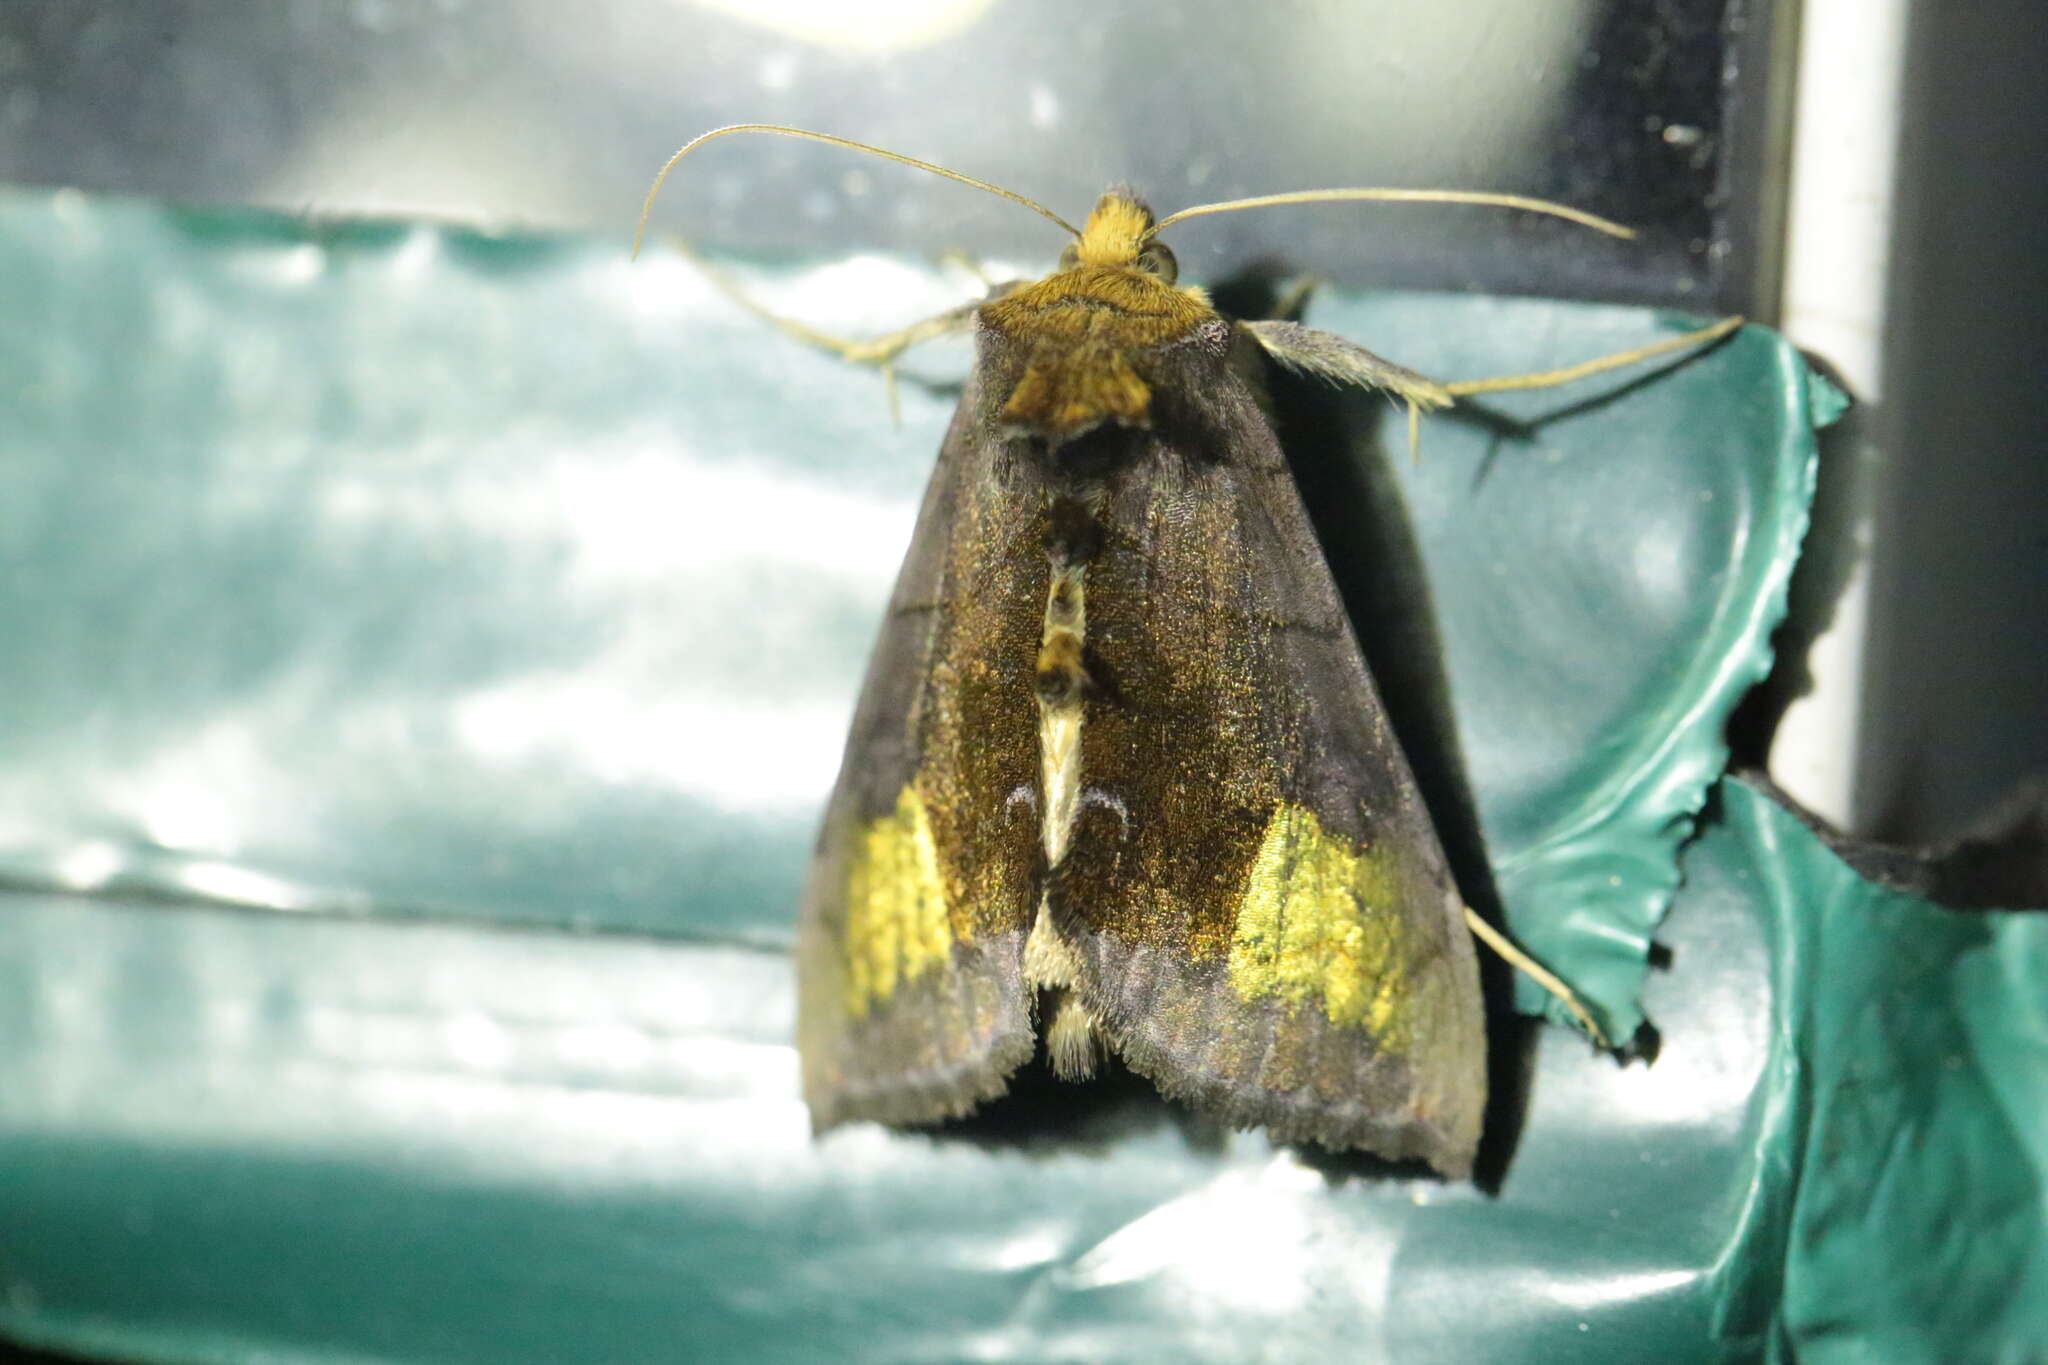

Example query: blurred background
[0,0,2039,833]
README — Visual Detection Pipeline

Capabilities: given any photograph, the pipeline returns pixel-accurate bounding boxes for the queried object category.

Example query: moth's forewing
[801,209,1484,1176]
[1026,329,1486,1176]
[796,393,1044,1129]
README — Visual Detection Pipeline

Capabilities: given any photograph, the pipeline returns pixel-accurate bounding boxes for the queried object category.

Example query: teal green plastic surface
[0,191,2038,1364]
[1721,784,2048,1361]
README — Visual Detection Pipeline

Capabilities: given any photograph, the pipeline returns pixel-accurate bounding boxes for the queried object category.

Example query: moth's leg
[667,235,987,420]
[1266,274,1318,322]
[669,234,982,366]
[1210,272,1318,323]
[1443,315,1744,399]
[938,248,998,291]
[1461,908,1612,1049]
[1246,313,1743,461]
[1242,319,1454,410]
[1243,319,1453,460]
[770,297,984,425]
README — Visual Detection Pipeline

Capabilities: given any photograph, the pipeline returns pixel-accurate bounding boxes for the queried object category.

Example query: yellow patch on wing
[1227,803,1416,1041]
[843,782,956,1016]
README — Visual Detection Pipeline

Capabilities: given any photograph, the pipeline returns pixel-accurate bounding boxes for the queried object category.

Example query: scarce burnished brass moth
[644,127,1734,1178]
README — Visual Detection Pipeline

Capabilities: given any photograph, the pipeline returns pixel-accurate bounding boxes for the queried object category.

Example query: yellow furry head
[1073,192,1154,267]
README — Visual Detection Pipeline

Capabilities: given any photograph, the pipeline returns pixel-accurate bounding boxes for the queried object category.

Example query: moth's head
[1056,190,1179,284]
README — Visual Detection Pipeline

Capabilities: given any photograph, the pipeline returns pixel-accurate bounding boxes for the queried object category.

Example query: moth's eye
[1057,243,1081,271]
[1136,242,1178,284]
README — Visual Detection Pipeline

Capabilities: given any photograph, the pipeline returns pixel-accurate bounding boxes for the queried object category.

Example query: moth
[643,127,1733,1178]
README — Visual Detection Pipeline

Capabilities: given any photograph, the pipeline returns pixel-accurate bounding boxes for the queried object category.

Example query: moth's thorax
[978,193,1217,442]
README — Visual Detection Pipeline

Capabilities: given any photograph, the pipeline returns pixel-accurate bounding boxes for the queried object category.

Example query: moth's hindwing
[796,393,1044,1129]
[1044,337,1486,1175]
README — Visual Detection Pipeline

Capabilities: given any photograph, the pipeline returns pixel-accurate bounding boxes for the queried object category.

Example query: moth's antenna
[634,123,1081,258]
[1445,315,1745,397]
[1149,188,1636,241]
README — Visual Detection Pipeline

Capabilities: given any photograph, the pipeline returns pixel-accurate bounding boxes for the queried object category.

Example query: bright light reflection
[1066,1158,1327,1314]
[552,447,912,586]
[1520,939,1771,1138]
[757,50,798,91]
[1028,84,1062,129]
[275,243,325,284]
[556,1021,656,1072]
[176,860,310,910]
[389,229,438,280]
[1545,1266,1701,1310]
[1628,521,1691,604]
[660,1038,798,1095]
[683,0,994,53]
[50,186,86,227]
[453,682,850,811]
[140,781,235,853]
[54,840,124,890]
[444,1011,513,1069]
[315,438,915,590]
[979,1224,1067,1273]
